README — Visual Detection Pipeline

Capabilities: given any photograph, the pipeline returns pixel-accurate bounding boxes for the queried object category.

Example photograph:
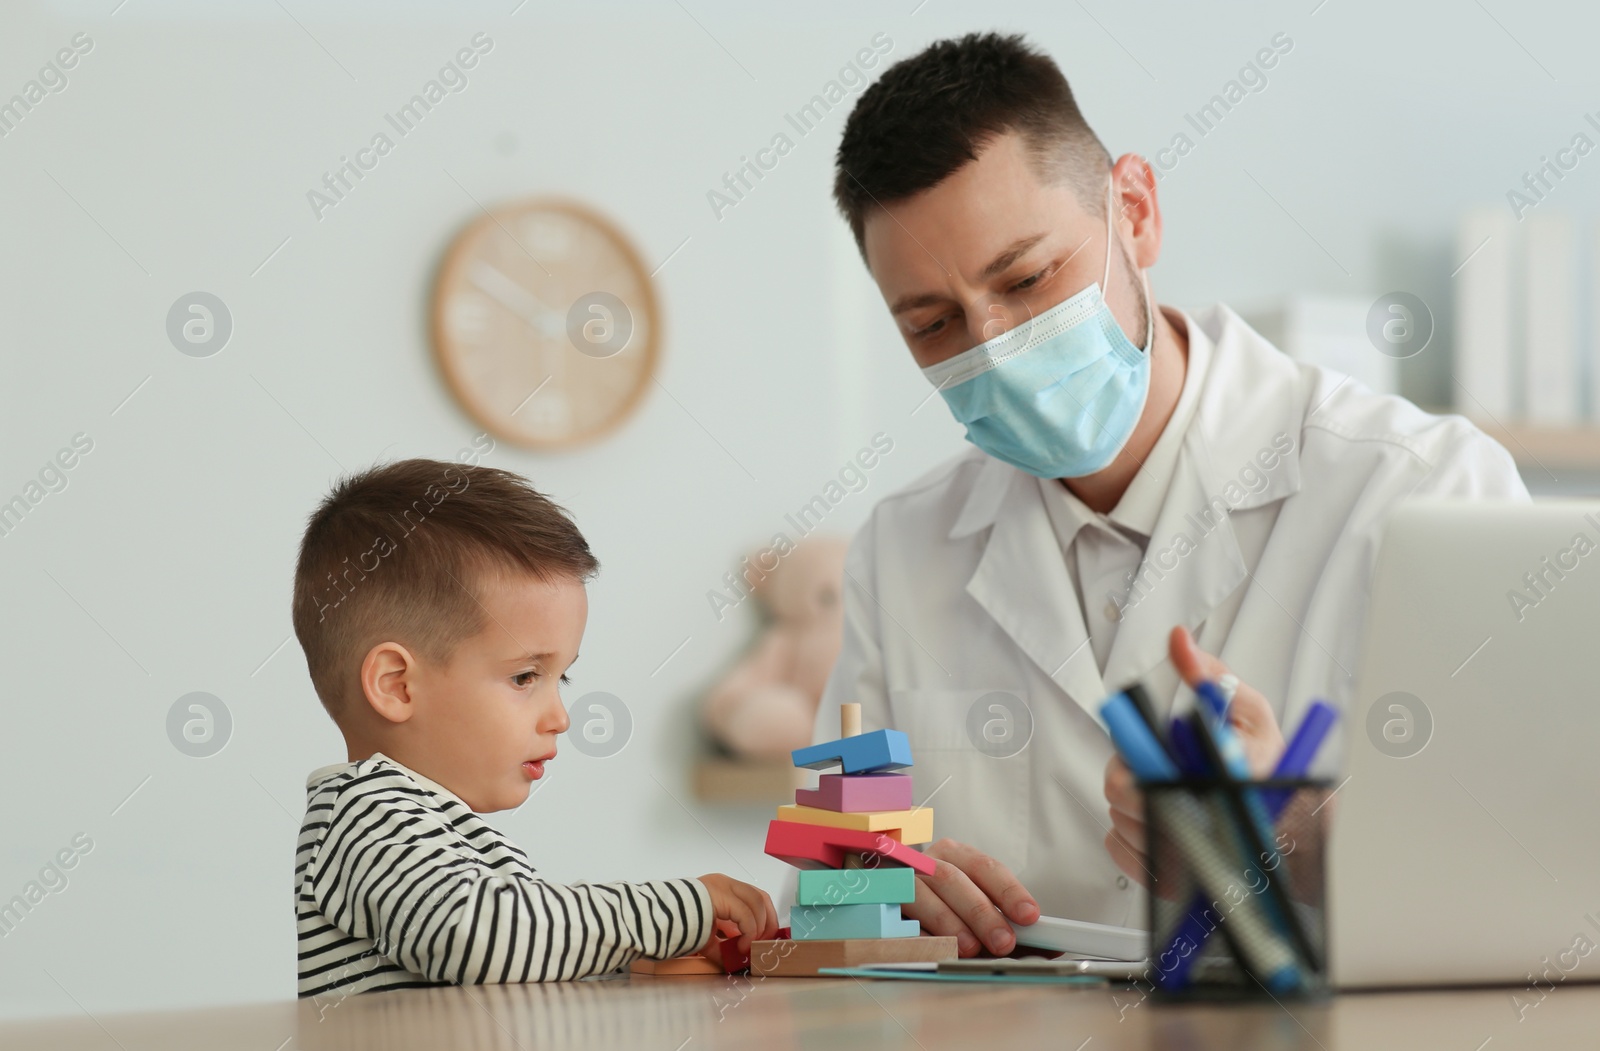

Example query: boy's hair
[291,458,598,716]
[833,31,1112,261]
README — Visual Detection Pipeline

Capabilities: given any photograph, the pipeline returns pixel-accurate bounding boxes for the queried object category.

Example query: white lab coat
[810,302,1529,928]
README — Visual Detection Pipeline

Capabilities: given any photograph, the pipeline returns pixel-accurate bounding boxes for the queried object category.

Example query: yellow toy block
[774,804,934,845]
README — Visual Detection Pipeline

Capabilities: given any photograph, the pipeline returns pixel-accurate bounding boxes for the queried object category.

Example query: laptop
[1328,498,1600,988]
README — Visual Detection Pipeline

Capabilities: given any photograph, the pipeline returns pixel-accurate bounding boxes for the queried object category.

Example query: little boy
[290,459,777,998]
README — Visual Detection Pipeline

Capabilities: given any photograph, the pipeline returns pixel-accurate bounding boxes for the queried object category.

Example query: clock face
[431,198,660,448]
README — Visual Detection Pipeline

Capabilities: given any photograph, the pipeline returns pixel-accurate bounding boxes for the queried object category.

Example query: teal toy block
[790,902,922,941]
[791,729,912,774]
[796,868,917,907]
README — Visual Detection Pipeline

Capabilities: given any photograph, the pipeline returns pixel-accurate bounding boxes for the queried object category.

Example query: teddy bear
[701,535,850,761]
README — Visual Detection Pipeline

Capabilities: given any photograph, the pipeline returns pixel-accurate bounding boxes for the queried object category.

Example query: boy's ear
[360,642,420,724]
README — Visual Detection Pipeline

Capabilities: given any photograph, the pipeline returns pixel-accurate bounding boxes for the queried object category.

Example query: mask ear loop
[1105,173,1156,355]
[1100,175,1115,293]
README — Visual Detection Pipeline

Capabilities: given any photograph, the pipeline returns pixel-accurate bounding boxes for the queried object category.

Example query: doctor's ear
[360,641,421,725]
[1109,155,1163,268]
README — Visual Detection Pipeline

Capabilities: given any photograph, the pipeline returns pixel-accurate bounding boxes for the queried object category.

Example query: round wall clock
[431,197,660,448]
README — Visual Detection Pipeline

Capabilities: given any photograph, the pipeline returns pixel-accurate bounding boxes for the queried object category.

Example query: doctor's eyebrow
[978,232,1048,281]
[889,290,948,317]
[888,233,1050,317]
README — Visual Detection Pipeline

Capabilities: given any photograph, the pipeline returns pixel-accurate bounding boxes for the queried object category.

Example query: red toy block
[763,820,936,876]
[716,932,750,974]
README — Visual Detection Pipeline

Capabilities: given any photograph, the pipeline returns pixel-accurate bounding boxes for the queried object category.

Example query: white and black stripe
[295,755,711,998]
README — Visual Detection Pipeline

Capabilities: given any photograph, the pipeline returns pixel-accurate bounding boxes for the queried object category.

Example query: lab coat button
[1104,601,1122,623]
[1116,875,1130,889]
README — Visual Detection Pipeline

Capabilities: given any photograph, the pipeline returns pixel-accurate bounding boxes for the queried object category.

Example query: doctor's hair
[290,458,598,718]
[833,31,1112,261]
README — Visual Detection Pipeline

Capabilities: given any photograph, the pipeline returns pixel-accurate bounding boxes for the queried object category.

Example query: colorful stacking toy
[750,704,959,976]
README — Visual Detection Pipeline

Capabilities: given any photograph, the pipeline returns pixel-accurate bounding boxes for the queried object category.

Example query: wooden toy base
[749,936,959,977]
[629,955,723,976]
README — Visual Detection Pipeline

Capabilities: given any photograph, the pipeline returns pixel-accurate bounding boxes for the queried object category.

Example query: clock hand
[469,261,566,341]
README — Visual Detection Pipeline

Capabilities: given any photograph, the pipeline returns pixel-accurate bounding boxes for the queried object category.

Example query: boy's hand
[698,873,779,954]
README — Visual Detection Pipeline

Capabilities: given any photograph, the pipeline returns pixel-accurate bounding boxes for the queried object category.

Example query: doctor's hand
[907,839,1040,957]
[1102,626,1287,887]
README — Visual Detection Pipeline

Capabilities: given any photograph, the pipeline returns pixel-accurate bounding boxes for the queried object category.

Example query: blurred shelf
[1476,422,1600,471]
[692,757,808,804]
[1416,409,1600,470]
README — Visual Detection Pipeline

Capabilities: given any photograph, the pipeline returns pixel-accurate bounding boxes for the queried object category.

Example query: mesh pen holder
[1142,777,1332,1001]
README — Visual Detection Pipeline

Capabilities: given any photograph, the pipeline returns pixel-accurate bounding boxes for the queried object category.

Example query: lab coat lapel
[1098,303,1304,693]
[1099,443,1246,693]
[962,463,1108,720]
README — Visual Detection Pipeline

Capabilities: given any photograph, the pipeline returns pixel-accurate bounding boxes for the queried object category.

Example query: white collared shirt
[1037,305,1213,679]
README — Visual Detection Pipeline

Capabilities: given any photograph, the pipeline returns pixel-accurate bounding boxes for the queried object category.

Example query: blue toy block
[789,902,922,941]
[796,868,917,907]
[791,729,913,774]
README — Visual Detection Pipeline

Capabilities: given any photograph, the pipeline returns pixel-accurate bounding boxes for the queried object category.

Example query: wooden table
[5,973,1596,1050]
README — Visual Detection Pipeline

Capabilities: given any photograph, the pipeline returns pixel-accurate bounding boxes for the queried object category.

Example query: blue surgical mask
[921,176,1155,479]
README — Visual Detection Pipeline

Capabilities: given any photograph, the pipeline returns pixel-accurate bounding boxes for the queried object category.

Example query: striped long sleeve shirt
[295,754,713,998]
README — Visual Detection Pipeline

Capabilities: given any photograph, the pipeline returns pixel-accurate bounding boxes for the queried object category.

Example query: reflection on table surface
[7,971,1600,1050]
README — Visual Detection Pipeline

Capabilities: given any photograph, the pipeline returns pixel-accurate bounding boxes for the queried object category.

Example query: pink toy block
[795,772,914,813]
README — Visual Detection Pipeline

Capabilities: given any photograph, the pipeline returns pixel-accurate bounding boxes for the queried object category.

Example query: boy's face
[407,570,585,812]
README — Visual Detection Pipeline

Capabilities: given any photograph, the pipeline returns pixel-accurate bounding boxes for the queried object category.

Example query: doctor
[811,32,1529,958]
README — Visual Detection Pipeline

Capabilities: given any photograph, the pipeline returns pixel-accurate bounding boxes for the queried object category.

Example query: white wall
[1,0,1596,1020]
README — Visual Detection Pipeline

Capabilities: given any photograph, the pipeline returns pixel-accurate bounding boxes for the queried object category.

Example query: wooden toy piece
[715,931,750,975]
[630,954,723,976]
[689,920,755,974]
[840,703,862,738]
[790,902,921,941]
[795,867,917,906]
[763,820,936,876]
[795,772,914,813]
[775,804,933,845]
[749,936,959,977]
[791,729,912,775]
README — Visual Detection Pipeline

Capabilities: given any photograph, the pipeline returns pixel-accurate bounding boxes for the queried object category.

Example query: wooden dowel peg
[840,703,862,739]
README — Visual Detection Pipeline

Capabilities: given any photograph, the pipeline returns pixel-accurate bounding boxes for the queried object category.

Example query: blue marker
[1194,679,1230,720]
[1260,700,1337,813]
[1167,716,1207,778]
[1102,692,1179,782]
